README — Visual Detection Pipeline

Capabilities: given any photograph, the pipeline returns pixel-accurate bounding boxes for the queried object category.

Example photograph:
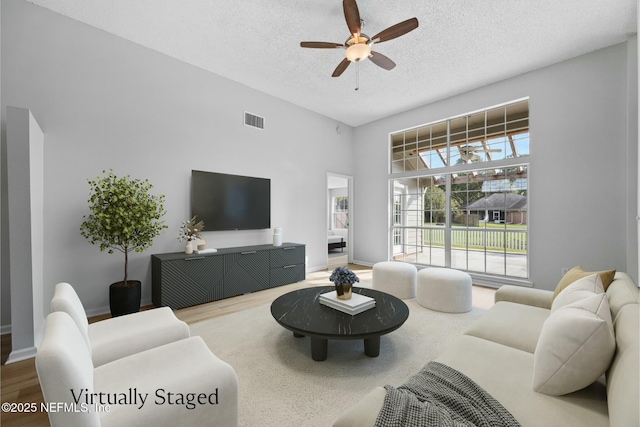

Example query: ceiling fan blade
[371,18,419,43]
[332,58,351,77]
[300,41,344,49]
[369,51,396,70]
[343,0,361,36]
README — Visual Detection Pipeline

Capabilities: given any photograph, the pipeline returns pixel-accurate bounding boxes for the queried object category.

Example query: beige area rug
[189,297,486,427]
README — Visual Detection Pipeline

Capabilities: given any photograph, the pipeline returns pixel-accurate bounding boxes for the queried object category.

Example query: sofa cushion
[494,285,553,309]
[606,304,639,427]
[95,337,238,427]
[332,387,386,427]
[435,335,608,427]
[463,301,548,353]
[533,293,615,396]
[551,274,604,312]
[606,272,640,320]
[552,266,615,300]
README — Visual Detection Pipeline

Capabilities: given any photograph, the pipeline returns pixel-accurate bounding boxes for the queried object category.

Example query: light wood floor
[0,263,495,427]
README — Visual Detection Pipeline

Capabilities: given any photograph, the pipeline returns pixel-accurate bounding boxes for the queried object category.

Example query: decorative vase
[185,240,193,254]
[196,236,207,251]
[273,227,282,246]
[335,283,352,300]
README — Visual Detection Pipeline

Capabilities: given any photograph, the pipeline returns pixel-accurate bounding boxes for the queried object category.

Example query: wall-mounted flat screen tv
[191,170,271,231]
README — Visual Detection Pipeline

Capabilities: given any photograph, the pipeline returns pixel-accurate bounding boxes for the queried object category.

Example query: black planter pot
[109,280,141,317]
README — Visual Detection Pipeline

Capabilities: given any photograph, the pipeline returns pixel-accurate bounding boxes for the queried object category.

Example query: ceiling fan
[300,0,419,78]
[459,145,502,162]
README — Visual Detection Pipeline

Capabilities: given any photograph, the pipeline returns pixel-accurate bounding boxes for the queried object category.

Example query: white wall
[1,0,354,319]
[353,41,638,290]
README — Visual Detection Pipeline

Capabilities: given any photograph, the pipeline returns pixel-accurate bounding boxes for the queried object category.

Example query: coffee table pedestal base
[364,337,380,357]
[310,337,328,361]
[297,334,381,361]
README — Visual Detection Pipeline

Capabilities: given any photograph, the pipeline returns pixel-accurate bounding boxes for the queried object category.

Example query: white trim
[307,264,328,273]
[83,298,153,318]
[352,260,374,268]
[1,324,12,335]
[326,172,354,265]
[468,272,533,288]
[6,346,37,364]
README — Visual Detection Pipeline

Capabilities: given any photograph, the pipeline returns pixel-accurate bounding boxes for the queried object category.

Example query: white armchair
[51,282,191,367]
[36,312,239,427]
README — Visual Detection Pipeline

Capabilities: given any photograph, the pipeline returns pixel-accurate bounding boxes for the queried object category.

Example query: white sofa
[334,272,639,427]
[36,311,238,427]
[51,282,191,367]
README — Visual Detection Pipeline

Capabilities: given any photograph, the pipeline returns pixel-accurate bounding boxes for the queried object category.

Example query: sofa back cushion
[50,282,91,352]
[606,304,639,427]
[551,274,604,312]
[605,272,639,320]
[552,266,616,300]
[36,312,99,427]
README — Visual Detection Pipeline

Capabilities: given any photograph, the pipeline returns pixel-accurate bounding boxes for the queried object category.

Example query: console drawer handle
[284,247,295,250]
[185,257,205,261]
[241,251,257,255]
[284,265,296,269]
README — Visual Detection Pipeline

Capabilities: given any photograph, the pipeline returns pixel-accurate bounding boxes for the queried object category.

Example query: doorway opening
[326,173,353,270]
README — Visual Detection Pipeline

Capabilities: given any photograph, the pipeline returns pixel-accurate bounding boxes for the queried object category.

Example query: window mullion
[445,119,452,268]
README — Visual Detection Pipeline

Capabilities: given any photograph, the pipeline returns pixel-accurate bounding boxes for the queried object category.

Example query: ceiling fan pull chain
[355,62,360,91]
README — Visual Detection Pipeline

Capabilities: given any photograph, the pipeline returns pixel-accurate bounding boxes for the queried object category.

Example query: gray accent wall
[352,38,638,289]
[1,0,354,321]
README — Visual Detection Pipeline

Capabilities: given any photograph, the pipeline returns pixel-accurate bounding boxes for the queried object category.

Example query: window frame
[388,99,530,285]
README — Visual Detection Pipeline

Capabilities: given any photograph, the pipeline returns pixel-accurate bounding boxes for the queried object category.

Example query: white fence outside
[417,226,527,252]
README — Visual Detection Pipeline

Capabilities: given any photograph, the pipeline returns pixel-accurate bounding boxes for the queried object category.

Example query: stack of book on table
[319,290,376,315]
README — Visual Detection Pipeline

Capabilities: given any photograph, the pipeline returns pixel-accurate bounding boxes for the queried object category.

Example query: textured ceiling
[27,0,637,127]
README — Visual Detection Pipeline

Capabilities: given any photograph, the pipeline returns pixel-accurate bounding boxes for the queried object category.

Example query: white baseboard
[6,346,37,364]
[83,304,112,318]
[307,264,328,273]
[70,298,154,319]
[308,261,373,273]
[1,324,11,335]
[352,260,374,267]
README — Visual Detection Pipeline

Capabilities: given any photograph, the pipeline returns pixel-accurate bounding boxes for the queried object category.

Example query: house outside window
[389,99,529,280]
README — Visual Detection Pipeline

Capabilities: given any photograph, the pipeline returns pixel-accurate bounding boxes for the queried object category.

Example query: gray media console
[152,242,305,310]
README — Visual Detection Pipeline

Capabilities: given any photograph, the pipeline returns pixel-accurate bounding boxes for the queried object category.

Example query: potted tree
[80,170,167,316]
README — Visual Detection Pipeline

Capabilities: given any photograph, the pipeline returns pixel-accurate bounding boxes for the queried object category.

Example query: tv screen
[191,170,271,231]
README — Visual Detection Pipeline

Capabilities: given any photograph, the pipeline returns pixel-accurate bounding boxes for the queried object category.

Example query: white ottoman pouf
[416,268,472,313]
[372,261,417,299]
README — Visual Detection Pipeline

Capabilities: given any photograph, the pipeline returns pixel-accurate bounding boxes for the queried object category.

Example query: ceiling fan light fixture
[345,42,371,62]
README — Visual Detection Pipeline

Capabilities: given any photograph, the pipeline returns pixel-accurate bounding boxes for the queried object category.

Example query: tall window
[389,99,529,280]
[332,196,348,229]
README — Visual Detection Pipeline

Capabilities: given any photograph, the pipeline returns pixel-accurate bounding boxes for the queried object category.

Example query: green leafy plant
[80,170,167,284]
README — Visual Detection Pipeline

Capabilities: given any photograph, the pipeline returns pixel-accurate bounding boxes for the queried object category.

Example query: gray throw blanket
[375,362,521,427]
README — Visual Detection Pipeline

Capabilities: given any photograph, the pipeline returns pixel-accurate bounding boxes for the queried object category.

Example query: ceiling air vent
[244,112,264,130]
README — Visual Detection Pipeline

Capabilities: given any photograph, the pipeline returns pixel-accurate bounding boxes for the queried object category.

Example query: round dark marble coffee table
[270,286,409,361]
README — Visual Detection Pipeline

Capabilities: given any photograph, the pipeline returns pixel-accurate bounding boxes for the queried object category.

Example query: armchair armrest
[495,285,553,309]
